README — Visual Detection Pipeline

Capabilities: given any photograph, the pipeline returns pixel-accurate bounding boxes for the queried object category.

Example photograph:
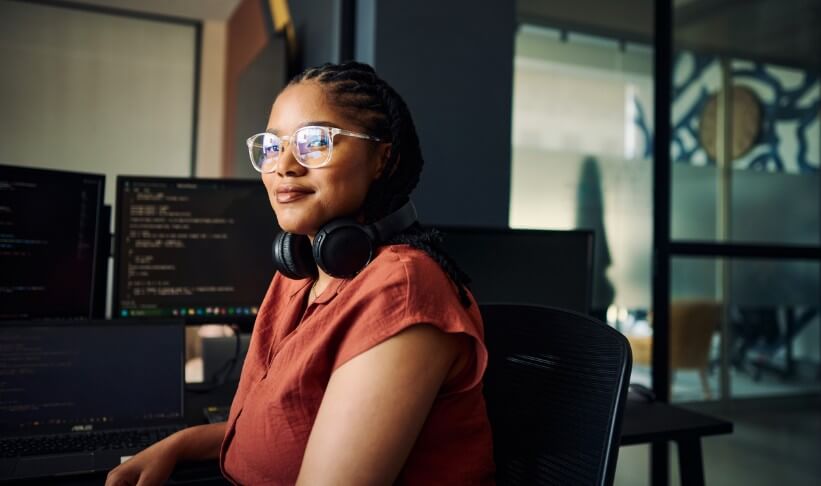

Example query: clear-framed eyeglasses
[246,125,382,173]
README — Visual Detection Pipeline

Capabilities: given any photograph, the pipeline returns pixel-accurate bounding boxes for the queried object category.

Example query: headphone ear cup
[313,219,374,278]
[272,232,317,280]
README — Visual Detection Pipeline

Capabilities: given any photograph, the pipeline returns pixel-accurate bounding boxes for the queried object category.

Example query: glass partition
[510,24,654,325]
[661,256,820,401]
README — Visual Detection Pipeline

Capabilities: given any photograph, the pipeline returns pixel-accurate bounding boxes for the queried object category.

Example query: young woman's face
[261,82,388,237]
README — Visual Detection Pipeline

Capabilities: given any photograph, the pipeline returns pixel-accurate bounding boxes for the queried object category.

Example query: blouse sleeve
[330,247,488,395]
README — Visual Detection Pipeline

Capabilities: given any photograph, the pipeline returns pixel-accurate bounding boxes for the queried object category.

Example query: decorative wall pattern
[669,51,820,174]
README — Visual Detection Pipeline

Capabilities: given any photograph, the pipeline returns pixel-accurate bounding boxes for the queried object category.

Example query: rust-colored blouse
[219,244,495,484]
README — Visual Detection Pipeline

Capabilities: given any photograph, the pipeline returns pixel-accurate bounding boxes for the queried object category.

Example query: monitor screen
[0,320,184,435]
[435,227,594,314]
[0,164,105,320]
[113,176,279,326]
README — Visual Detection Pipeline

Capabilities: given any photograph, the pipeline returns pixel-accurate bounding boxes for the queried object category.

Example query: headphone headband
[367,200,418,241]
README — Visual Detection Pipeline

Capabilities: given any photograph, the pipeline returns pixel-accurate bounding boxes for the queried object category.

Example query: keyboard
[0,426,183,458]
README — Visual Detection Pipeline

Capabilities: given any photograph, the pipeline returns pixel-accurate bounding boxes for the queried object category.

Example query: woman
[106,61,495,485]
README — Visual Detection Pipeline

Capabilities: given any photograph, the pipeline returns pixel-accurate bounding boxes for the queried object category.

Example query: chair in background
[481,304,632,486]
[628,300,721,399]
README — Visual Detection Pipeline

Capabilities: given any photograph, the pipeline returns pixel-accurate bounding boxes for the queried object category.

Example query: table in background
[620,401,734,486]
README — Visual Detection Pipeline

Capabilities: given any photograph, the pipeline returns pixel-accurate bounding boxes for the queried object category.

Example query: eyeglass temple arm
[332,128,382,142]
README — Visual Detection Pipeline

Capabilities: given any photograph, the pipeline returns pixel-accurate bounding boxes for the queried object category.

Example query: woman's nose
[275,144,307,177]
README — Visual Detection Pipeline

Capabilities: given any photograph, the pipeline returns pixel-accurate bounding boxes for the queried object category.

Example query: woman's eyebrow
[299,120,335,128]
[266,121,335,135]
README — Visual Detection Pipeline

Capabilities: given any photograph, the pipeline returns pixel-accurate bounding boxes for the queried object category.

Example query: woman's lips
[276,186,313,203]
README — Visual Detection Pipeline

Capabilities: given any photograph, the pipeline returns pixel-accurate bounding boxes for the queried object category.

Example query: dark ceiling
[675,0,821,70]
[518,0,821,71]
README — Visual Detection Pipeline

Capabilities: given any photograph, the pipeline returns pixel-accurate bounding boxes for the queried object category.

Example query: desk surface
[620,401,734,446]
[185,381,238,425]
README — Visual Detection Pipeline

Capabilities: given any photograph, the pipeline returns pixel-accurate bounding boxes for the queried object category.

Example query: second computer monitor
[113,177,279,327]
[0,164,105,320]
[436,227,594,314]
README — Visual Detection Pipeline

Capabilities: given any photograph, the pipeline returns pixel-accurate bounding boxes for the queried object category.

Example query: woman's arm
[296,324,466,486]
[105,422,226,486]
[169,422,228,461]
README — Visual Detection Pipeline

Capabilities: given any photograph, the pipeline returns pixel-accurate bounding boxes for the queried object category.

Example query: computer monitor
[113,176,279,328]
[0,319,185,437]
[0,164,105,320]
[435,226,594,314]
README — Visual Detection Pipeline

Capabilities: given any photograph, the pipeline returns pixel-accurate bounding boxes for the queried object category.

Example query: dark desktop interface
[0,165,104,320]
[0,322,183,436]
[114,177,278,321]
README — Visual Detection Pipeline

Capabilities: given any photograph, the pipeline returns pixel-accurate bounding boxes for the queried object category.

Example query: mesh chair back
[481,304,632,486]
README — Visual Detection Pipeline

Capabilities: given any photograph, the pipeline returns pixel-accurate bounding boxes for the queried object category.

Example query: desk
[620,401,734,486]
[185,381,238,426]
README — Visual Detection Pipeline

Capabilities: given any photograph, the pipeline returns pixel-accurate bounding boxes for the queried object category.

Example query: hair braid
[290,61,472,307]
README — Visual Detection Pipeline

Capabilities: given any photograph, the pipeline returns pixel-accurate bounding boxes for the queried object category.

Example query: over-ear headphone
[272,200,418,279]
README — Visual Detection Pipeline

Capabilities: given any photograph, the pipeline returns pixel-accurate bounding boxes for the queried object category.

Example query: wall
[672,53,820,174]
[290,0,343,68]
[356,0,516,227]
[233,37,288,178]
[0,1,198,206]
[197,20,228,178]
[222,0,271,177]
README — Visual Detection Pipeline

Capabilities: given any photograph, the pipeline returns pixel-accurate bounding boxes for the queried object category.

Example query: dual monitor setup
[1,164,277,328]
[2,163,595,327]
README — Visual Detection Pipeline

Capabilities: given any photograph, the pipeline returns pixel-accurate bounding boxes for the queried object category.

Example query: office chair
[629,300,720,399]
[480,304,632,486]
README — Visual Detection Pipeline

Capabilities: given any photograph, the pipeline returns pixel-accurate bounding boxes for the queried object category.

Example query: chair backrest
[481,304,632,486]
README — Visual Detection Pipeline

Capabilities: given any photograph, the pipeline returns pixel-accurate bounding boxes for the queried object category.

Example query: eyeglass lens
[250,127,331,172]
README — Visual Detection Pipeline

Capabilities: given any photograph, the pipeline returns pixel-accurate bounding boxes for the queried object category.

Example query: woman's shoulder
[331,244,484,372]
[364,244,453,289]
[348,244,478,321]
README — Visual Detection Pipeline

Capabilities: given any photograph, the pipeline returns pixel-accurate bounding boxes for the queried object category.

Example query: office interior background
[1,0,820,484]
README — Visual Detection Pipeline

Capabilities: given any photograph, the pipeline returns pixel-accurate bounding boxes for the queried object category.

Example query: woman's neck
[314,269,332,296]
[306,234,331,296]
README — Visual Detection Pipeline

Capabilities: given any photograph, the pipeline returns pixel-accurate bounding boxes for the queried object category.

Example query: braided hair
[290,61,472,307]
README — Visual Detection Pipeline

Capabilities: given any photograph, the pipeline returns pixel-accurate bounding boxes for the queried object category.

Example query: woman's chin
[276,219,318,237]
